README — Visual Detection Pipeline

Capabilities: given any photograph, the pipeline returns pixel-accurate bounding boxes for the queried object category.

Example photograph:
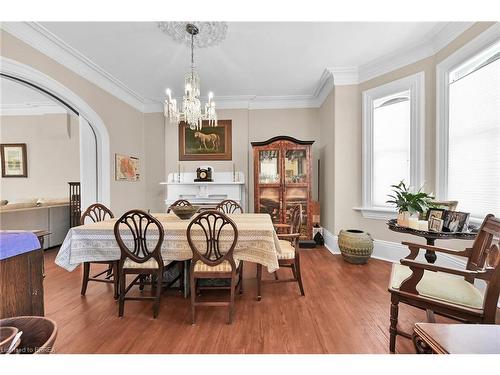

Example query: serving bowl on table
[170,206,200,220]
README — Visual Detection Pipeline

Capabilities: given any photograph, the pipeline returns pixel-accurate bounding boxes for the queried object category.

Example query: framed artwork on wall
[0,143,27,178]
[179,120,232,161]
[115,154,140,181]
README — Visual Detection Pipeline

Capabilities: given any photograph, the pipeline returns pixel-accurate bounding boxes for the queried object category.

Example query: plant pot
[397,211,410,227]
[338,229,374,264]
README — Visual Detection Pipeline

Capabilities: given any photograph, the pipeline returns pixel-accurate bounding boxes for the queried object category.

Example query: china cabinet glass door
[284,148,309,237]
[257,149,282,223]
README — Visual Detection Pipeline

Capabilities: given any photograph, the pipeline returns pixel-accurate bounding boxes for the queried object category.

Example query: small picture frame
[0,143,28,178]
[427,208,445,221]
[442,210,470,233]
[432,200,459,211]
[428,217,444,232]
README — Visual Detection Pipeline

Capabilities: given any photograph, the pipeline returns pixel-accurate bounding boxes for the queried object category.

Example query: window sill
[353,207,398,220]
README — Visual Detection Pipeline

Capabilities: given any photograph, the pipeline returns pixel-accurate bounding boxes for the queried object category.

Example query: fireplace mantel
[160,171,245,210]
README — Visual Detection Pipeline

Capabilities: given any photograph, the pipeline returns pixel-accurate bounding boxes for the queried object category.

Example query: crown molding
[0,21,478,111]
[0,102,68,116]
[1,22,146,112]
[358,22,474,83]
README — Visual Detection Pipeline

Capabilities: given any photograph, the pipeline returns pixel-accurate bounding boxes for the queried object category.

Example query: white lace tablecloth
[55,213,280,273]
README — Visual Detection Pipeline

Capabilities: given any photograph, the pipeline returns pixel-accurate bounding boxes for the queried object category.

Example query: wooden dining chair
[388,214,500,353]
[114,210,166,318]
[80,203,118,299]
[167,199,192,213]
[256,204,305,300]
[187,210,243,324]
[215,199,243,214]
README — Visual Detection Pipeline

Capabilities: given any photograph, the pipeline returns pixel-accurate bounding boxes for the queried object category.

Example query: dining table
[55,212,282,296]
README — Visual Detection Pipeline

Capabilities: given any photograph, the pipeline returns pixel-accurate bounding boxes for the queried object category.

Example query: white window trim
[436,23,500,224]
[358,72,425,220]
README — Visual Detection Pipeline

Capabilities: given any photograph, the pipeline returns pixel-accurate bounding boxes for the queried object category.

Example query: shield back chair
[215,199,244,214]
[167,199,192,213]
[187,210,243,324]
[80,203,118,299]
[114,210,166,318]
[256,204,305,301]
[388,214,500,353]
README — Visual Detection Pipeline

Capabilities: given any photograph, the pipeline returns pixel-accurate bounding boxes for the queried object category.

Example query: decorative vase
[397,211,410,227]
[338,229,374,264]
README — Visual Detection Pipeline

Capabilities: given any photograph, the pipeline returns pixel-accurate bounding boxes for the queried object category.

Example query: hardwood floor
[42,247,463,354]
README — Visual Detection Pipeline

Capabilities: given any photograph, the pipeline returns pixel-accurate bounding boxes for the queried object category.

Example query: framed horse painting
[178,120,232,161]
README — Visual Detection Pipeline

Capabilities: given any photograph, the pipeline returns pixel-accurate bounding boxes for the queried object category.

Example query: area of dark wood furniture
[252,136,314,240]
[80,203,118,299]
[413,323,500,354]
[388,214,500,353]
[387,218,476,263]
[68,182,81,228]
[257,204,305,300]
[215,199,243,214]
[167,199,192,213]
[187,210,243,324]
[0,231,49,319]
[114,210,167,318]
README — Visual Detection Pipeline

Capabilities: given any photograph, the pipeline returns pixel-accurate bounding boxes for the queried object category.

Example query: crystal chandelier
[164,23,217,130]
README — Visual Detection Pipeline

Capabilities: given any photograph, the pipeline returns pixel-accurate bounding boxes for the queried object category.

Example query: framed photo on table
[442,211,470,232]
[427,208,445,221]
[0,143,27,177]
[429,217,444,232]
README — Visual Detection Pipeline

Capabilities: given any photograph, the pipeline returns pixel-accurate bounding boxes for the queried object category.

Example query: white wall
[0,113,80,201]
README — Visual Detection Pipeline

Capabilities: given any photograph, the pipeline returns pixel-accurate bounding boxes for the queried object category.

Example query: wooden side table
[387,219,476,263]
[413,323,500,354]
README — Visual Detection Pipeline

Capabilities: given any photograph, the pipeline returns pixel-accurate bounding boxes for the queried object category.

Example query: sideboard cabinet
[251,136,314,239]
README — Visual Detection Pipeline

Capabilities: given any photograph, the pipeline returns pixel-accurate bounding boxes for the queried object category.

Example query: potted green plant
[386,181,435,227]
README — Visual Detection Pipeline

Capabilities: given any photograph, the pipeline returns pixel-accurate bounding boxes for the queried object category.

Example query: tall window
[444,41,500,219]
[361,72,424,217]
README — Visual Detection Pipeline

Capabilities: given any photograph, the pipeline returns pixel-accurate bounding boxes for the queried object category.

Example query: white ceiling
[1,22,475,110]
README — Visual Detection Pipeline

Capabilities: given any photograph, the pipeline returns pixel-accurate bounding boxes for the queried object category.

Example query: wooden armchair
[215,199,243,214]
[80,203,118,299]
[167,199,192,213]
[257,204,305,300]
[388,214,500,353]
[187,210,243,324]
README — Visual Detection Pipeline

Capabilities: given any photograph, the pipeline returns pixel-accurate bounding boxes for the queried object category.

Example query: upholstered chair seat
[277,240,296,260]
[389,263,484,309]
[123,257,160,269]
[194,259,240,273]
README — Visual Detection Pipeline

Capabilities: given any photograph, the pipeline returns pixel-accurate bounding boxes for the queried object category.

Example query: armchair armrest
[277,233,300,243]
[402,241,470,259]
[274,223,291,229]
[400,258,482,278]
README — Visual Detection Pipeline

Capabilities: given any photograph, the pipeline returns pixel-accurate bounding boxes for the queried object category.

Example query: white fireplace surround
[160,171,245,211]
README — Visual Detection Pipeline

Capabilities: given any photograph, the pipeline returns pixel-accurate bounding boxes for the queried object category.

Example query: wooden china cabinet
[251,136,314,239]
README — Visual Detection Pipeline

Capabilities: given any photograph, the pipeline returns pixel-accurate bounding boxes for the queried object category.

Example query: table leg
[183,260,190,298]
[424,238,437,263]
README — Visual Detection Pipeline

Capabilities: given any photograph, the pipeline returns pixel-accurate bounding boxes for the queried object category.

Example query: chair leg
[139,275,145,291]
[112,261,119,300]
[106,263,113,277]
[81,262,90,296]
[389,296,399,353]
[190,272,196,324]
[295,256,305,296]
[118,269,126,317]
[178,261,184,293]
[228,274,236,324]
[256,263,262,301]
[274,271,279,280]
[153,271,162,318]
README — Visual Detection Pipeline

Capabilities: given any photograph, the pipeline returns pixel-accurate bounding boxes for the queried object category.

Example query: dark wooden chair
[256,204,305,300]
[80,203,118,299]
[114,210,166,318]
[388,214,500,353]
[167,199,192,213]
[215,199,243,214]
[187,210,243,324]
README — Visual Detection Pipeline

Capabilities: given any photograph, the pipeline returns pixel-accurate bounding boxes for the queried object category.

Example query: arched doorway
[1,56,111,209]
